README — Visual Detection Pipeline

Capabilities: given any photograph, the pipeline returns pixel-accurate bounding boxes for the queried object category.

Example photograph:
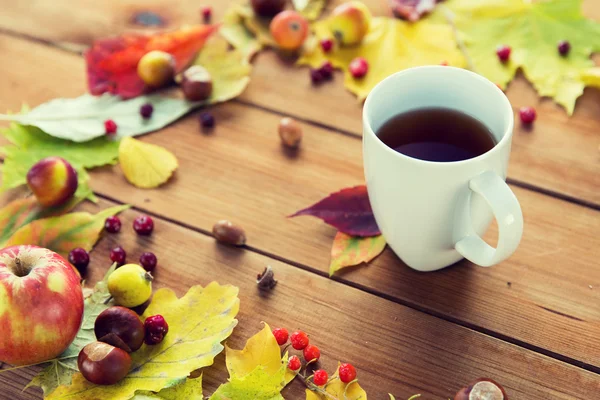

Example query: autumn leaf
[298,17,465,100]
[305,364,367,400]
[290,185,380,237]
[293,0,327,21]
[48,282,240,400]
[210,323,294,400]
[85,25,217,99]
[446,0,600,114]
[5,205,130,258]
[221,4,264,59]
[132,376,203,400]
[389,0,441,21]
[0,123,118,195]
[329,232,386,276]
[25,264,116,396]
[119,137,178,189]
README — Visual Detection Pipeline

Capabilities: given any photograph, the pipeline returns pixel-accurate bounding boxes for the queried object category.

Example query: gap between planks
[0,25,597,213]
[94,191,600,376]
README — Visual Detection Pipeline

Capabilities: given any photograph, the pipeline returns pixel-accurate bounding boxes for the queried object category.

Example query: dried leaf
[118,137,178,189]
[389,0,440,21]
[289,185,380,237]
[0,123,118,195]
[329,232,386,276]
[298,17,465,100]
[1,94,201,143]
[26,264,116,396]
[5,205,130,258]
[293,0,327,21]
[132,376,203,400]
[48,282,239,400]
[85,25,217,99]
[305,364,367,400]
[447,0,600,114]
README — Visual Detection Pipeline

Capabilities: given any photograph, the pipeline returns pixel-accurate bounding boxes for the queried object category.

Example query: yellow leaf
[209,365,286,400]
[305,364,367,400]
[132,376,203,400]
[581,67,600,88]
[298,17,466,100]
[446,0,600,114]
[221,4,264,59]
[48,283,239,400]
[329,232,386,276]
[119,137,178,189]
[193,34,253,103]
[293,0,327,21]
[226,323,282,377]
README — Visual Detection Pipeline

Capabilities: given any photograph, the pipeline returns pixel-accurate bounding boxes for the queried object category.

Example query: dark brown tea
[377,107,496,162]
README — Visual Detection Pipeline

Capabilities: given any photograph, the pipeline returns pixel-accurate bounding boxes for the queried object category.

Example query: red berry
[104,216,121,233]
[139,252,158,272]
[338,363,356,383]
[202,6,212,22]
[320,39,333,53]
[349,57,368,78]
[303,344,320,362]
[496,45,511,63]
[144,315,169,345]
[200,112,215,129]
[310,68,324,85]
[104,119,117,135]
[133,215,154,236]
[440,61,449,66]
[519,106,536,124]
[287,355,301,371]
[110,246,127,266]
[319,61,334,80]
[68,248,89,275]
[558,40,571,56]
[313,369,328,386]
[140,103,154,119]
[272,328,289,345]
[290,331,309,350]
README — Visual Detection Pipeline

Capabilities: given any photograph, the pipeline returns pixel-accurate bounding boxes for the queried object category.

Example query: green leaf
[5,205,130,258]
[447,0,600,114]
[25,264,116,396]
[329,232,386,276]
[209,365,286,400]
[0,123,118,192]
[48,282,240,400]
[133,376,204,400]
[293,0,327,20]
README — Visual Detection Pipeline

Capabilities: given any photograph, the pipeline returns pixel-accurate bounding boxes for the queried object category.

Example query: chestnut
[180,65,213,102]
[454,378,508,400]
[78,341,132,385]
[95,306,145,352]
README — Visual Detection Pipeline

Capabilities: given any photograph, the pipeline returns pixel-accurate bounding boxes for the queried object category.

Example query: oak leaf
[118,137,178,189]
[329,232,386,276]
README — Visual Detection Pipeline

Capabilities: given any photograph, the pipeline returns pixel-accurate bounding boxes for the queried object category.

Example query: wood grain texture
[0,0,598,205]
[1,198,598,399]
[0,33,598,372]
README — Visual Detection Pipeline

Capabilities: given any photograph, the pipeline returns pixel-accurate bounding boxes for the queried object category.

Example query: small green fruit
[108,264,153,308]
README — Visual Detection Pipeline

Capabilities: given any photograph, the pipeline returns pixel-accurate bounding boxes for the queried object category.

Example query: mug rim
[363,66,514,166]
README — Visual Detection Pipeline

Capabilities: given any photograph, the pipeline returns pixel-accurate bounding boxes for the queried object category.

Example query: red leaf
[389,0,441,21]
[289,185,380,237]
[85,25,217,99]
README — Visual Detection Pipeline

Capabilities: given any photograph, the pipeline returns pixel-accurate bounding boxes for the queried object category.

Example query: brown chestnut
[454,378,507,400]
[95,306,145,352]
[181,65,213,102]
[78,341,132,385]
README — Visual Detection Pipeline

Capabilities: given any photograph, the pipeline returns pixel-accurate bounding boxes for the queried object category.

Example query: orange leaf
[329,232,386,276]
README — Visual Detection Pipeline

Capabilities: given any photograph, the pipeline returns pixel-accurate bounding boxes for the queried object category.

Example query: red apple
[0,245,84,365]
[27,157,78,207]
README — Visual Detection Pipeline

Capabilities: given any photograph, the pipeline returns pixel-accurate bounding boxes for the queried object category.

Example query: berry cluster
[272,327,358,391]
[310,61,335,85]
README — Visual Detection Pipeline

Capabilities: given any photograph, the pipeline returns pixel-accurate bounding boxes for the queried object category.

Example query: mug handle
[454,170,523,267]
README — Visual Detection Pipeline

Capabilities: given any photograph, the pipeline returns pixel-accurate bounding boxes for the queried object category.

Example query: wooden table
[0,1,598,399]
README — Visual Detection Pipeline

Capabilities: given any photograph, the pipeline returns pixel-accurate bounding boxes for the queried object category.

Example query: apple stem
[12,257,30,277]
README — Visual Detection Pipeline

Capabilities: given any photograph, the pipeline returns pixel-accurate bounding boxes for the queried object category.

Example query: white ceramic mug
[363,66,523,272]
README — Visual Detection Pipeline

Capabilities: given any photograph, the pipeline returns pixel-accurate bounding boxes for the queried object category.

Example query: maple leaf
[119,137,178,189]
[85,25,217,99]
[289,185,380,237]
[132,376,204,400]
[25,264,116,396]
[305,364,367,400]
[47,282,239,400]
[5,205,130,259]
[329,232,386,276]
[389,0,441,21]
[446,0,600,114]
[210,323,296,399]
[298,17,465,100]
